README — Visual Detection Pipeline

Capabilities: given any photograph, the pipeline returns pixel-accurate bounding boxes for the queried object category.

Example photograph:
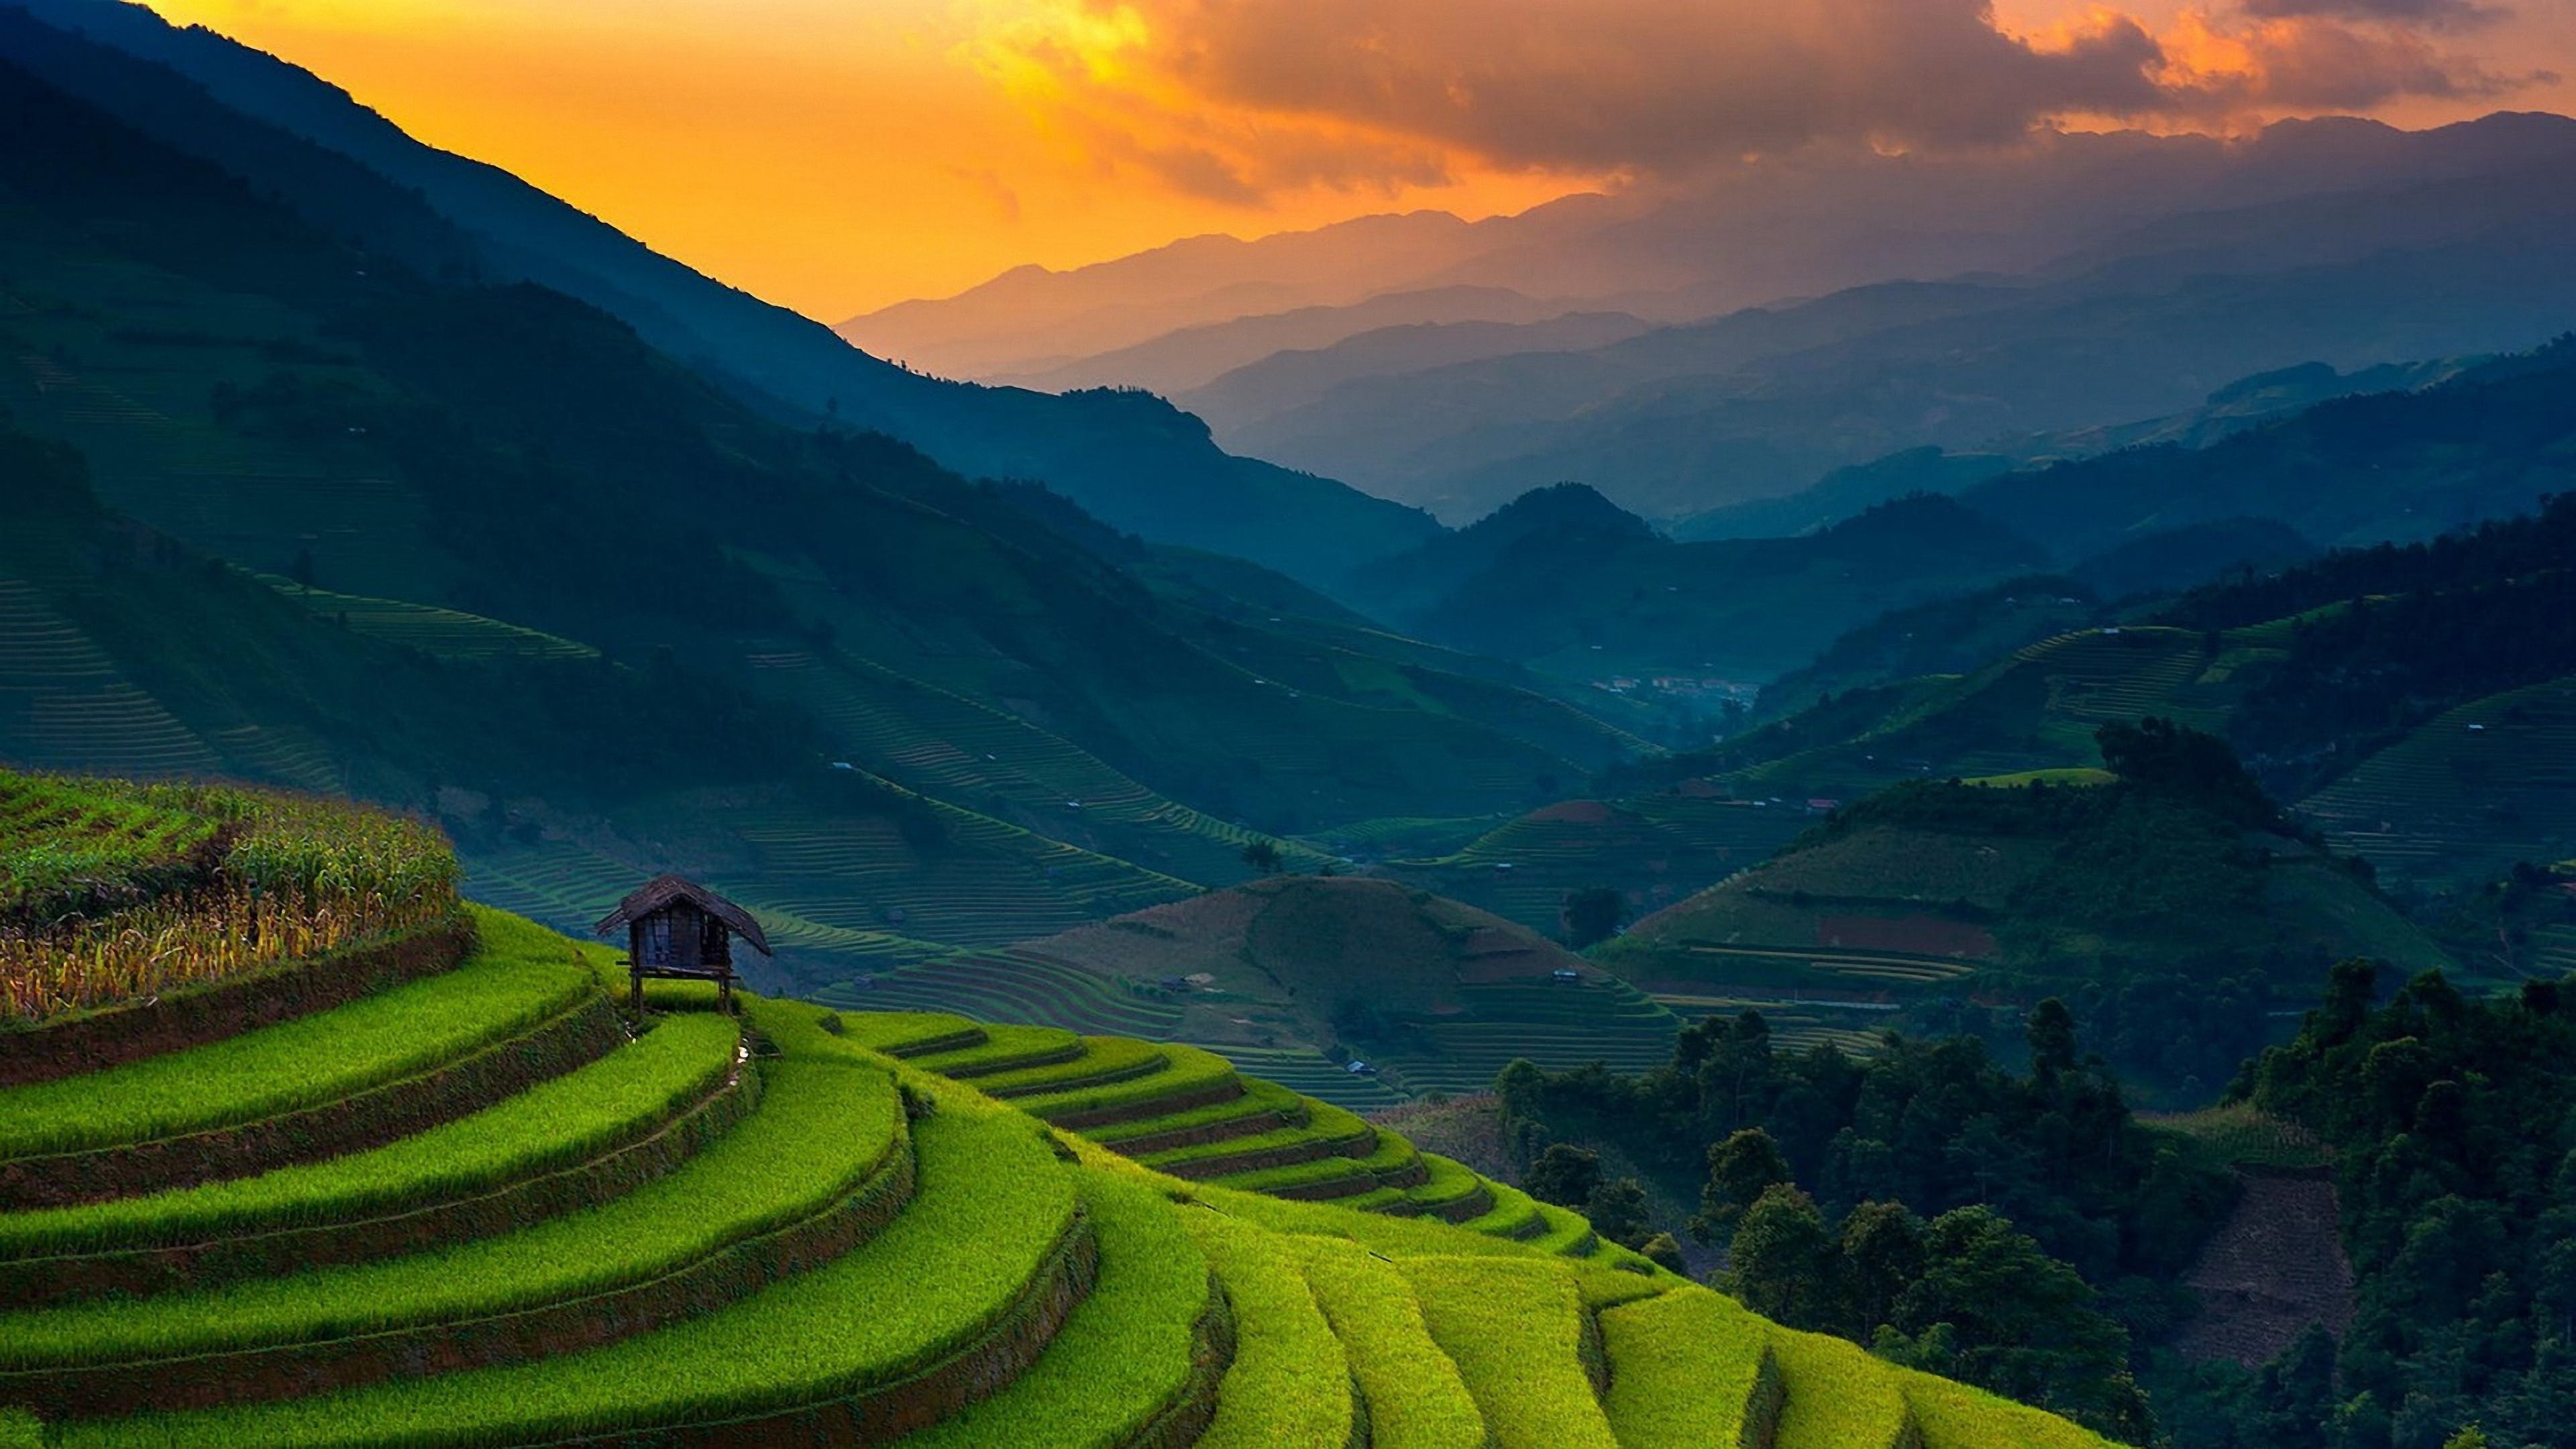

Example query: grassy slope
[877,875,1685,1102]
[1597,777,2449,1020]
[0,860,2112,1448]
[0,56,1648,990]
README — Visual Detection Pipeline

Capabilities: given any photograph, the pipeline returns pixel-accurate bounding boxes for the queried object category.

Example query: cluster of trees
[1721,1173,2152,1440]
[2157,489,2576,801]
[2156,962,2576,1449]
[1520,1142,1667,1265]
[1497,997,2237,1441]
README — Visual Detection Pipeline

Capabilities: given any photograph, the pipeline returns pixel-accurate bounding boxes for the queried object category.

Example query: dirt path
[2174,1167,2357,1368]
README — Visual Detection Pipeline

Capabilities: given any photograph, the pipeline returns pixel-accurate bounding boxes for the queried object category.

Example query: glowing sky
[140,0,2575,319]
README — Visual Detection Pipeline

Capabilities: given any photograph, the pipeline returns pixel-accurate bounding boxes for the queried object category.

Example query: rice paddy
[0,776,2113,1448]
[0,771,458,1024]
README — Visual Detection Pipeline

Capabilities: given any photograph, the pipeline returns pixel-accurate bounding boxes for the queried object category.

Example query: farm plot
[0,1057,902,1396]
[263,580,596,663]
[0,1012,741,1266]
[0,910,587,1161]
[2298,674,2576,883]
[3,777,2110,1448]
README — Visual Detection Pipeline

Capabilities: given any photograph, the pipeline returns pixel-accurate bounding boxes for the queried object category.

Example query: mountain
[839,211,1533,379]
[2065,519,2317,604]
[1960,339,2576,558]
[1205,120,2576,522]
[1341,483,1660,625]
[1173,309,1654,441]
[1616,374,2576,887]
[1666,354,2470,544]
[987,284,1591,397]
[1350,490,2051,683]
[0,0,1436,586]
[0,49,1652,1004]
[864,115,2576,397]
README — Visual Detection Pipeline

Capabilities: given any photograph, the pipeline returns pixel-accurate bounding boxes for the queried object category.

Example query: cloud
[960,0,2547,202]
[2234,0,2504,32]
[2156,9,2539,111]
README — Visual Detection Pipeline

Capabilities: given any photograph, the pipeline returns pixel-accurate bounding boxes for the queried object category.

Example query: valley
[3,1,2573,1444]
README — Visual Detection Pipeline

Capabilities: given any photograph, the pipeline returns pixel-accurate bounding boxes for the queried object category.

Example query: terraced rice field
[0,783,2110,1446]
[263,582,596,663]
[0,579,216,778]
[743,648,1299,885]
[2012,627,2221,730]
[2298,675,2576,883]
[738,806,1190,948]
[1387,796,1805,935]
[1379,981,1682,1096]
[813,947,1190,1040]
[1680,940,1981,989]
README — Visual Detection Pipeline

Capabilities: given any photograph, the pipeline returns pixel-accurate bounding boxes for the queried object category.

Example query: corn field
[0,771,458,1024]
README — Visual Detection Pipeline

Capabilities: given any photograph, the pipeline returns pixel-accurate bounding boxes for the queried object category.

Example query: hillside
[1595,723,2449,1092]
[1962,338,2576,559]
[1377,794,1811,940]
[1669,462,2576,886]
[0,50,1656,979]
[0,785,2114,1447]
[1350,491,2052,683]
[818,877,1690,1102]
[0,1,1437,588]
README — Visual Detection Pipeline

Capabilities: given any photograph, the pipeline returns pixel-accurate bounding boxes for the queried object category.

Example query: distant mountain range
[0,0,1435,587]
[855,111,2576,526]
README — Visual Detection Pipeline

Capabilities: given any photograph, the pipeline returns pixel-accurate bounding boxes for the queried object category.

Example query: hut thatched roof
[594,874,772,956]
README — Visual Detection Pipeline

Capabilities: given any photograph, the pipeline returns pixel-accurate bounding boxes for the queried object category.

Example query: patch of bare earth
[2174,1167,2357,1368]
[1368,1095,1514,1182]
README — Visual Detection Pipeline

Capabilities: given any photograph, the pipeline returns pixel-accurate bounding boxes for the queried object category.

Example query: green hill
[1346,488,2054,682]
[0,2,1442,590]
[811,877,1691,1104]
[1595,722,2448,1091]
[1378,794,1811,938]
[0,52,1650,982]
[0,777,2112,1447]
[1680,475,2576,890]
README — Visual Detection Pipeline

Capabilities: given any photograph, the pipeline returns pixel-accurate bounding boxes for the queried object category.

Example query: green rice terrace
[812,877,1693,1108]
[0,775,2114,1446]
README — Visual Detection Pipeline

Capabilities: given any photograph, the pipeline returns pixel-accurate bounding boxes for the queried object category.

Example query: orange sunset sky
[139,0,2576,320]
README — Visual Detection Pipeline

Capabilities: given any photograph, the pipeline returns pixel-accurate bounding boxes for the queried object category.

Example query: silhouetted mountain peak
[1465,482,1657,547]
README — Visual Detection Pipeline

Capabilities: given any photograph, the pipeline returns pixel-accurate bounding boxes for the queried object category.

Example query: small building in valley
[596,874,772,1014]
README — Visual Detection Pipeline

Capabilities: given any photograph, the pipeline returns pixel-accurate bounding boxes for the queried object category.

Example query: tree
[2247,1325,2335,1449]
[1883,1207,2151,1442]
[1727,1184,1837,1328]
[1693,1127,1791,1244]
[1238,839,1283,875]
[1494,1059,1547,1126]
[1587,1177,1652,1250]
[2094,716,2273,825]
[2026,998,2079,1081]
[1638,1232,1687,1274]
[1835,1200,1927,1339]
[1525,1143,1602,1208]
[1561,886,1625,950]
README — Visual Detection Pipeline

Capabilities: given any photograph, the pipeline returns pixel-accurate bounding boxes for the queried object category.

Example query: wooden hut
[595,874,771,1015]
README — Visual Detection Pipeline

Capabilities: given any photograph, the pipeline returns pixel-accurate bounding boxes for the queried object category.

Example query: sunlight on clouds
[133,0,2573,317]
